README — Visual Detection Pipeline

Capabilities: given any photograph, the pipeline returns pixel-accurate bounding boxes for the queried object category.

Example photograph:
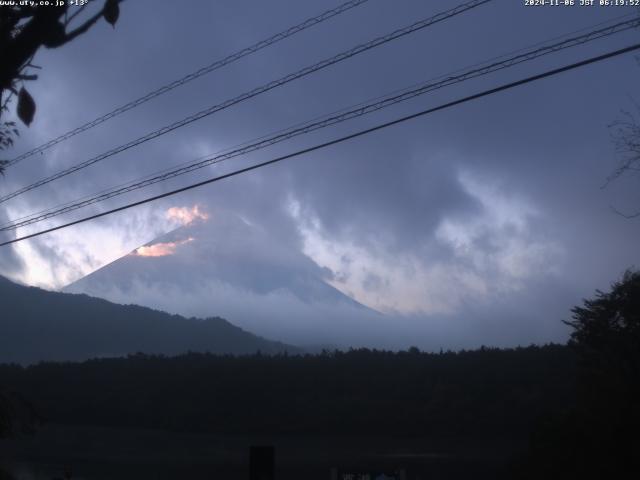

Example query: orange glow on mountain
[134,238,194,257]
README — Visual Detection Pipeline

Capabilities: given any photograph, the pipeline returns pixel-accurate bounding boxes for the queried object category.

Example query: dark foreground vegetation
[0,345,574,479]
[0,270,638,479]
[0,345,575,437]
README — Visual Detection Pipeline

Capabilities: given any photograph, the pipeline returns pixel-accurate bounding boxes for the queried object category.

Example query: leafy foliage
[16,88,34,127]
[0,121,18,149]
[0,0,122,166]
[0,121,18,175]
[103,0,120,28]
[518,270,640,479]
[567,270,640,346]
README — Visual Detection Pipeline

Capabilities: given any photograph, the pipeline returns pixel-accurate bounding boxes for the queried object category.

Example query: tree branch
[610,205,640,219]
[65,4,88,27]
[16,74,37,81]
[63,0,123,43]
[61,8,105,43]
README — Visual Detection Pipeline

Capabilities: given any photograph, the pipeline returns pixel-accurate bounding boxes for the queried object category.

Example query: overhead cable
[0,0,492,204]
[2,41,638,247]
[2,16,638,231]
[4,0,372,168]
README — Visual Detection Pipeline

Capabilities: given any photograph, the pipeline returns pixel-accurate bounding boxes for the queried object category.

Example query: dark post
[250,445,275,480]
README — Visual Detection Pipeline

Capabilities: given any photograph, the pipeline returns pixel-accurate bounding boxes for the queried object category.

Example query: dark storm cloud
[288,135,483,252]
[1,0,639,347]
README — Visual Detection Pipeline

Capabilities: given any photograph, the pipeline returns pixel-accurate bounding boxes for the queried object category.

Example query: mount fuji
[64,208,384,347]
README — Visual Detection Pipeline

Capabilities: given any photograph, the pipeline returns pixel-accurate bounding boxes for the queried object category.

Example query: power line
[0,0,492,205]
[4,0,372,168]
[2,16,638,231]
[2,41,638,248]
[7,11,632,231]
[23,10,630,232]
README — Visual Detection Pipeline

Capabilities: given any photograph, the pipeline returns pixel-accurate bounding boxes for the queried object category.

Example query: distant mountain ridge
[0,275,296,364]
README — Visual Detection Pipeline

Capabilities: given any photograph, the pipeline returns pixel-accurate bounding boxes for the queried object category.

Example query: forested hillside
[0,276,294,363]
[0,345,576,438]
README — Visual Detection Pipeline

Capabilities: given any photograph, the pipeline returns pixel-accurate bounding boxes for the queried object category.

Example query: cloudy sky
[1,0,639,349]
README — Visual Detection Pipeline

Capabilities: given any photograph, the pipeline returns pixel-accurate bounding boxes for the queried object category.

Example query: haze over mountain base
[63,209,395,348]
[58,207,577,350]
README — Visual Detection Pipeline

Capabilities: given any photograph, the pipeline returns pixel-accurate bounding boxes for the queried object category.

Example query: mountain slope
[0,275,296,364]
[64,210,381,346]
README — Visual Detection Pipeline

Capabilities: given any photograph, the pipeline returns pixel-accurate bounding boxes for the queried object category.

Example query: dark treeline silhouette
[0,345,576,439]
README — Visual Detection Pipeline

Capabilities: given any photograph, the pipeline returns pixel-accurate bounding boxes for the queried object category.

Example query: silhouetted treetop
[565,269,640,360]
[0,0,122,172]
